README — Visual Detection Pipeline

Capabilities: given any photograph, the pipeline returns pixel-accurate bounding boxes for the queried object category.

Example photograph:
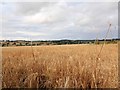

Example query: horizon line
[0,38,119,41]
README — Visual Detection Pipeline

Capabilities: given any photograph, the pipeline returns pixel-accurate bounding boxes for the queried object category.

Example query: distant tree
[19,43,22,46]
[2,43,6,47]
[12,42,16,46]
[6,43,9,46]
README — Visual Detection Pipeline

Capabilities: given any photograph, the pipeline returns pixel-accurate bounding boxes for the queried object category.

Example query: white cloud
[16,31,47,36]
[1,2,118,40]
[23,2,68,24]
[1,0,119,3]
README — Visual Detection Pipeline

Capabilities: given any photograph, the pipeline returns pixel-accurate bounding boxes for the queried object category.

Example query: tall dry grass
[2,44,118,88]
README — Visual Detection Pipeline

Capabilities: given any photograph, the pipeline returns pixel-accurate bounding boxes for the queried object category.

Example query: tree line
[1,39,119,47]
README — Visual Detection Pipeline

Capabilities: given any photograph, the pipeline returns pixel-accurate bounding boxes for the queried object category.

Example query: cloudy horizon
[1,1,118,40]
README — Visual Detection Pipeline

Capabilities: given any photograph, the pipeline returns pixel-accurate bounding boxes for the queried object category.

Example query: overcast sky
[1,1,118,40]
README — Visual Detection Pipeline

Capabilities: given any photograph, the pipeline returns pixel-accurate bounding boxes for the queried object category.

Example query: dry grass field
[2,44,118,88]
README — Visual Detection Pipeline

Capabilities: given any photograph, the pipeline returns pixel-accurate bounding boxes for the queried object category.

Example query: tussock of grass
[2,44,118,88]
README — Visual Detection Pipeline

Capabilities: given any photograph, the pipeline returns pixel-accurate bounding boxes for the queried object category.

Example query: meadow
[2,44,118,88]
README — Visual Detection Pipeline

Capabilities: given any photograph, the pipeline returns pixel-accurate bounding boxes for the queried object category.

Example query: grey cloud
[15,2,56,15]
[2,2,118,40]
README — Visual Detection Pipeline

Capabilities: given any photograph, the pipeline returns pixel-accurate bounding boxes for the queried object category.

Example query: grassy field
[2,44,118,88]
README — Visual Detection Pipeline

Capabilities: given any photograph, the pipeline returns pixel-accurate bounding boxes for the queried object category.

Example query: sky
[0,1,118,40]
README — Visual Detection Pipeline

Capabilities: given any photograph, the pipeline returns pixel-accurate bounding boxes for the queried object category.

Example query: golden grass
[2,44,118,88]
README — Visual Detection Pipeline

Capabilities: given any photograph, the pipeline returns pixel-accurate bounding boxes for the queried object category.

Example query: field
[2,44,118,88]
